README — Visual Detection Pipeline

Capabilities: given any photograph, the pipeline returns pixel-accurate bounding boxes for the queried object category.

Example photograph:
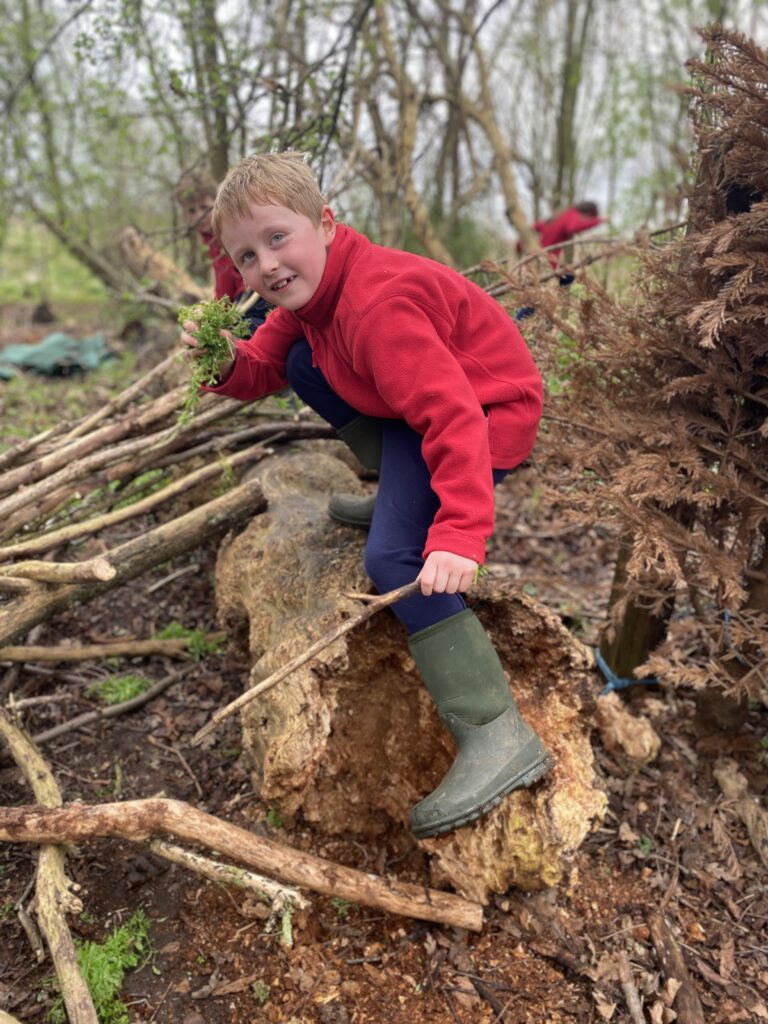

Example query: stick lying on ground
[0,708,99,1024]
[0,798,483,932]
[190,579,422,747]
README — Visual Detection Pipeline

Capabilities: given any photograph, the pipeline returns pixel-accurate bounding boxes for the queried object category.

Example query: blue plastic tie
[594,647,658,696]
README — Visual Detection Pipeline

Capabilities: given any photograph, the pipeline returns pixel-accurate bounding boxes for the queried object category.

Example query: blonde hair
[173,167,217,205]
[212,152,324,238]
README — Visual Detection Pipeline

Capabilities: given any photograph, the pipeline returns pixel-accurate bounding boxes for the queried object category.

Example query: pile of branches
[508,25,768,701]
[0,347,332,648]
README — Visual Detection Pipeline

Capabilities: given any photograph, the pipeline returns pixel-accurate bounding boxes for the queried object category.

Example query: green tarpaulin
[0,331,113,379]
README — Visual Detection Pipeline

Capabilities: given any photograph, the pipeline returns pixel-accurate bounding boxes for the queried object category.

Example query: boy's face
[221,203,336,311]
[181,195,214,233]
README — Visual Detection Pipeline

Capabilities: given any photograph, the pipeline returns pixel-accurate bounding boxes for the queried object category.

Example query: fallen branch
[0,798,483,931]
[0,1010,25,1024]
[0,478,266,646]
[0,635,224,664]
[0,558,115,584]
[0,707,98,1024]
[647,910,705,1024]
[191,580,421,746]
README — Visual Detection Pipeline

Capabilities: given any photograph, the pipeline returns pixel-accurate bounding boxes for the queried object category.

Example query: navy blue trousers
[285,340,508,634]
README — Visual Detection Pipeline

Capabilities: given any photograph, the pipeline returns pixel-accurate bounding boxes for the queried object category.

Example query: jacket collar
[295,224,358,327]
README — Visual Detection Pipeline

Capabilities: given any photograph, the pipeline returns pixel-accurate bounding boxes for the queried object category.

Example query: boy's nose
[258,250,279,275]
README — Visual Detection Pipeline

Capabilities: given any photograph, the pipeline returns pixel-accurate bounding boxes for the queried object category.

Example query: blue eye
[270,233,285,246]
[240,251,254,265]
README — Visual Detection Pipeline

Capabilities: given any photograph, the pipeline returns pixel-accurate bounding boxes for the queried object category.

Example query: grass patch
[47,909,152,1024]
[87,674,154,705]
[0,349,139,452]
[0,218,107,306]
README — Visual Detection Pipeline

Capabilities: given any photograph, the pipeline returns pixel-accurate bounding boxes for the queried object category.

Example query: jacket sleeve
[202,308,302,400]
[352,298,494,563]
[565,211,606,236]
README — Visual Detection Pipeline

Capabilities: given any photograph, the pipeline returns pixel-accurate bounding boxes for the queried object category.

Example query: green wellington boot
[328,415,381,528]
[408,608,553,839]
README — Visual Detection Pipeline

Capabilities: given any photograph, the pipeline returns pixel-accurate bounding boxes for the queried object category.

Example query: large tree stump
[215,448,606,903]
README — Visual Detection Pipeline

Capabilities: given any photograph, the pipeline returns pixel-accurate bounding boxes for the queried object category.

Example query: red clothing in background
[533,207,605,267]
[206,224,543,564]
[200,229,243,300]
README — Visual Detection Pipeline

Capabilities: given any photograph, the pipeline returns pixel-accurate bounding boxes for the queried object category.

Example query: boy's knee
[364,538,410,593]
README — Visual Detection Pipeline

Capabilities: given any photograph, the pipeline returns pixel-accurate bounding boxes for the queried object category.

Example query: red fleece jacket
[533,207,605,266]
[206,225,543,563]
[200,229,244,300]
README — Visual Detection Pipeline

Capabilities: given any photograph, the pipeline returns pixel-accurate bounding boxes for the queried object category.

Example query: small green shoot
[87,674,153,705]
[177,297,249,423]
[47,909,152,1024]
[331,897,353,921]
[266,808,284,829]
[636,836,654,858]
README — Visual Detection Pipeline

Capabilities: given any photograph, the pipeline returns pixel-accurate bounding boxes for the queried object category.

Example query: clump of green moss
[177,297,249,422]
[47,909,152,1024]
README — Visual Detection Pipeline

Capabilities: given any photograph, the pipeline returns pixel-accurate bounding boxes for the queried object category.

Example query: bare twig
[190,580,421,746]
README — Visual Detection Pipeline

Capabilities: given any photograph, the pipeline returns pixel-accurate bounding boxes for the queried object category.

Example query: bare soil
[1,305,766,1024]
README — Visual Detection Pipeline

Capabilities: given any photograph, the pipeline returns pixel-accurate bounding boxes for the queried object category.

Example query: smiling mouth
[271,276,296,292]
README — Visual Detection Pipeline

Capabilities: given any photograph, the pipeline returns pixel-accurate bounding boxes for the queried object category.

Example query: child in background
[174,168,269,334]
[182,152,552,839]
[516,200,606,320]
[532,200,606,273]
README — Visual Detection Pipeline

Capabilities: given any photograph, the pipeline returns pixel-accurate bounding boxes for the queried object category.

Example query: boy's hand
[180,320,236,381]
[418,551,478,596]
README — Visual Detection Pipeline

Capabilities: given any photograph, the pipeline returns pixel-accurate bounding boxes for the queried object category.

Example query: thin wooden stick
[146,838,308,909]
[647,911,705,1024]
[0,798,483,931]
[617,950,645,1024]
[0,708,98,1024]
[190,580,421,747]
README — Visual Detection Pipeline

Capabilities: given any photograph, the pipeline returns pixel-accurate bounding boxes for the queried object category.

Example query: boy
[182,152,552,839]
[174,168,269,333]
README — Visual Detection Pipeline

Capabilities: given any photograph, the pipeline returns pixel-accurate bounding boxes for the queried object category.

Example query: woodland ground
[0,300,767,1024]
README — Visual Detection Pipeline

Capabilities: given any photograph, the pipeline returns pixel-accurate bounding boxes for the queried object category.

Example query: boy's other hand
[418,551,478,596]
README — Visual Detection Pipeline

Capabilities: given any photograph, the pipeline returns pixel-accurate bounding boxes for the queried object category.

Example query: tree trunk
[213,448,607,904]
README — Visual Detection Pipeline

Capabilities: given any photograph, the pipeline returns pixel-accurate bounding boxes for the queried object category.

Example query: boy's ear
[320,205,336,246]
